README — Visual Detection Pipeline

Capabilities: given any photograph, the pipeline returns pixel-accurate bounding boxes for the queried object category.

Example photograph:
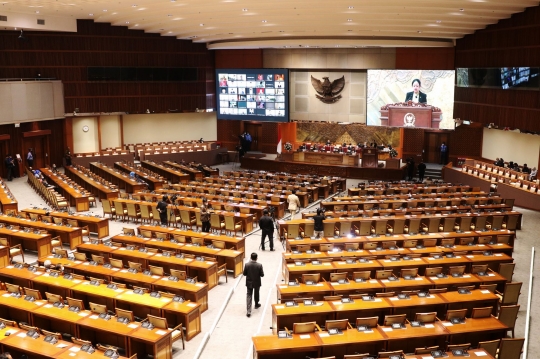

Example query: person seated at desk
[530,167,537,181]
[298,143,306,151]
[522,163,531,174]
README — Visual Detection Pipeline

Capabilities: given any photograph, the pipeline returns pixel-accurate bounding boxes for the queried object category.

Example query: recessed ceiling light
[417,30,422,33]
[305,45,310,47]
[89,13,93,16]
[459,8,464,11]
[200,23,204,26]
[35,11,39,14]
[262,20,267,23]
[132,4,137,7]
[347,19,352,22]
[348,30,352,32]
[279,30,285,32]
[125,21,129,24]
[242,8,248,11]
[436,20,441,23]
[348,6,354,9]
[103,9,107,12]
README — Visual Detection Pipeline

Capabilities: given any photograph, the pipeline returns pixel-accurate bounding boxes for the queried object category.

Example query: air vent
[0,15,7,22]
[37,19,45,25]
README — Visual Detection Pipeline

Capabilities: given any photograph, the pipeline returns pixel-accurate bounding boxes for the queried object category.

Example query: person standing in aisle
[243,252,264,318]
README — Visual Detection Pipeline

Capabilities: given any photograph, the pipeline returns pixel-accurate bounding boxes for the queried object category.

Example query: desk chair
[128,261,142,272]
[73,252,87,261]
[91,254,105,265]
[0,318,18,328]
[471,306,494,318]
[67,297,85,310]
[499,263,515,282]
[330,272,348,282]
[302,273,321,285]
[496,282,522,306]
[477,339,500,357]
[54,248,68,258]
[479,284,497,293]
[89,302,107,314]
[170,269,188,280]
[0,238,24,263]
[41,329,62,340]
[400,268,419,278]
[414,312,438,324]
[355,317,379,329]
[210,213,225,234]
[449,266,466,276]
[122,227,136,236]
[180,210,196,230]
[378,350,404,358]
[498,304,520,338]
[102,199,116,220]
[447,343,470,351]
[24,288,42,300]
[325,319,351,330]
[375,270,395,280]
[67,219,91,240]
[172,234,185,243]
[352,271,371,281]
[498,338,525,359]
[344,243,359,251]
[425,267,443,276]
[149,265,164,276]
[296,244,311,252]
[126,203,141,224]
[414,346,439,354]
[115,308,134,322]
[5,283,21,294]
[291,321,321,334]
[212,240,226,249]
[323,295,343,301]
[217,263,228,283]
[382,241,397,249]
[383,314,407,326]
[139,205,153,224]
[402,239,418,248]
[132,286,149,293]
[146,315,185,349]
[45,292,63,304]
[440,238,455,248]
[110,258,124,269]
[445,309,467,321]
[19,323,39,332]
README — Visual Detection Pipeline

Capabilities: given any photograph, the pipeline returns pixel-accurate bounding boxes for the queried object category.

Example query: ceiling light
[347,19,352,22]
[125,21,129,24]
[417,30,422,33]
[35,11,39,14]
[459,8,464,11]
[436,20,441,23]
[348,6,354,9]
[89,13,93,16]
[103,9,107,12]
[132,4,137,7]
[262,20,267,23]
[200,23,204,26]
[242,8,248,11]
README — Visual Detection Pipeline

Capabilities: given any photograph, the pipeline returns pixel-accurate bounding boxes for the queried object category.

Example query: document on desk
[299,334,311,339]
[474,352,488,356]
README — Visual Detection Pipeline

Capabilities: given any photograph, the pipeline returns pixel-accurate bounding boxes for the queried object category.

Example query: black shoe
[270,249,275,251]
[247,313,251,317]
[255,304,261,309]
[261,248,265,251]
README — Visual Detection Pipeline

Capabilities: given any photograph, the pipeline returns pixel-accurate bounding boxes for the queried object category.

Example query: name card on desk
[299,334,311,339]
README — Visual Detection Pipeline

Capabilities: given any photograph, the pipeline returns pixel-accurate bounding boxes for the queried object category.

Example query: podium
[380,102,442,129]
[362,148,378,168]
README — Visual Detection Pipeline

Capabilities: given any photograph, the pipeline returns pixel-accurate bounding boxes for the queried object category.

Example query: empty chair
[401,268,418,278]
[0,238,24,263]
[499,262,515,282]
[477,339,500,358]
[149,265,164,276]
[115,308,135,322]
[414,312,437,323]
[113,201,128,221]
[180,210,196,230]
[449,265,466,276]
[378,350,405,358]
[445,309,467,321]
[146,315,185,349]
[375,270,394,280]
[128,261,142,272]
[496,282,522,306]
[471,264,489,274]
[457,216,473,231]
[383,314,407,326]
[352,271,371,281]
[319,243,334,252]
[471,306,493,318]
[497,338,524,359]
[479,284,497,293]
[67,297,85,310]
[498,304,520,338]
[344,243,359,251]
[447,343,471,351]
[292,321,319,334]
[325,319,350,330]
[102,199,116,220]
[329,272,348,282]
[210,213,225,234]
[302,273,321,284]
[24,287,42,300]
[126,203,141,224]
[224,216,243,236]
[414,346,440,355]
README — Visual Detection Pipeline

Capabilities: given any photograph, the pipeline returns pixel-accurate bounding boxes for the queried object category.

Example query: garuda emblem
[311,75,345,104]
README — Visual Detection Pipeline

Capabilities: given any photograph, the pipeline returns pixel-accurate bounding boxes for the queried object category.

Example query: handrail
[523,246,535,359]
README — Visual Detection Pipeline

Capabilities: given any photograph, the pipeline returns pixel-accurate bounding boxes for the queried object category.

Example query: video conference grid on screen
[216,69,289,122]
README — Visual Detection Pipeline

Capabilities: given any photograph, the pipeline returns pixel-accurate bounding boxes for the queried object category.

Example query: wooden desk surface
[0,265,42,281]
[0,291,46,311]
[32,272,83,289]
[1,329,73,357]
[404,349,494,359]
[71,281,128,298]
[378,322,448,340]
[439,289,499,305]
[33,302,88,323]
[384,293,446,309]
[440,317,508,334]
[78,313,139,335]
[272,301,334,316]
[329,297,389,312]
[315,327,386,346]
[64,166,119,200]
[253,333,321,352]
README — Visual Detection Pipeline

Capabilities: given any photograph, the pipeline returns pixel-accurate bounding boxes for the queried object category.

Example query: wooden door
[424,132,449,164]
[243,123,263,152]
[23,136,49,169]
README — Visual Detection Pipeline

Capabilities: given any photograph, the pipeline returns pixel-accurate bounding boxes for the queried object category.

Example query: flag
[277,125,282,154]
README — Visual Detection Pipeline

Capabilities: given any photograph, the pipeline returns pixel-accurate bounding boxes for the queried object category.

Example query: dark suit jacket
[243,260,264,289]
[404,91,427,104]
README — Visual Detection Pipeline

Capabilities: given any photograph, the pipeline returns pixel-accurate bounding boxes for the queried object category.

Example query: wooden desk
[439,289,500,316]
[64,166,119,201]
[0,291,46,323]
[380,322,449,353]
[215,248,244,277]
[148,253,218,290]
[128,324,173,359]
[441,317,508,346]
[141,160,190,184]
[114,161,165,190]
[316,328,386,359]
[277,282,334,302]
[0,328,73,358]
[271,301,335,334]
[0,226,52,258]
[0,265,42,288]
[330,297,391,324]
[152,276,209,312]
[405,349,495,359]
[0,246,8,268]
[90,162,148,194]
[0,214,82,250]
[40,167,90,212]
[0,181,18,213]
[253,333,321,359]
[163,161,203,181]
[21,208,110,239]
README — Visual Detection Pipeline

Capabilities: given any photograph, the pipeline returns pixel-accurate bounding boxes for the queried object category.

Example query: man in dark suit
[404,79,427,104]
[156,195,169,225]
[259,209,274,251]
[243,252,264,317]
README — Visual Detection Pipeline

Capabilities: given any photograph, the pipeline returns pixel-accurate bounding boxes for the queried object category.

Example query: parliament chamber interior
[0,1,539,359]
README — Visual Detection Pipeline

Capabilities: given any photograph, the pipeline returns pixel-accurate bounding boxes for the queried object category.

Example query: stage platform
[240,155,407,181]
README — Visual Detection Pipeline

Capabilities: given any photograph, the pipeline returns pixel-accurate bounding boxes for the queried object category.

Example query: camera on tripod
[170,194,178,204]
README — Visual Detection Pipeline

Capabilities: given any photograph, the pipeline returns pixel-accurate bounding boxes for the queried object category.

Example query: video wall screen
[367,70,455,130]
[457,67,540,90]
[216,69,289,122]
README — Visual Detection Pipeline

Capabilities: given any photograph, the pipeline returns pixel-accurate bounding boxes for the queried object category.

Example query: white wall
[100,115,122,149]
[122,112,217,144]
[72,117,99,153]
[482,128,540,167]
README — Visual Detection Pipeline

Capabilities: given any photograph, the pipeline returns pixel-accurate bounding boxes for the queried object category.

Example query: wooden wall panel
[215,50,263,69]
[0,20,214,114]
[454,5,540,132]
[401,128,424,158]
[396,48,455,70]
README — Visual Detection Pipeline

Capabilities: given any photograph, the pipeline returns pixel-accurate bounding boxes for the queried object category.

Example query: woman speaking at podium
[404,79,427,104]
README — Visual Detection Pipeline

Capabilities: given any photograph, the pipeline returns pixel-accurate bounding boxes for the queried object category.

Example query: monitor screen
[216,69,289,122]
[367,69,455,129]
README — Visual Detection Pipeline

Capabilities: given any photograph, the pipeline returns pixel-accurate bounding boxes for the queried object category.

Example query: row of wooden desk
[277,272,507,301]
[114,161,165,190]
[0,292,176,359]
[0,180,18,214]
[0,214,83,250]
[348,185,474,196]
[254,321,503,359]
[20,208,110,239]
[40,168,91,212]
[0,326,131,359]
[64,166,119,201]
[141,161,190,183]
[283,253,513,282]
[89,162,148,194]
[0,265,202,342]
